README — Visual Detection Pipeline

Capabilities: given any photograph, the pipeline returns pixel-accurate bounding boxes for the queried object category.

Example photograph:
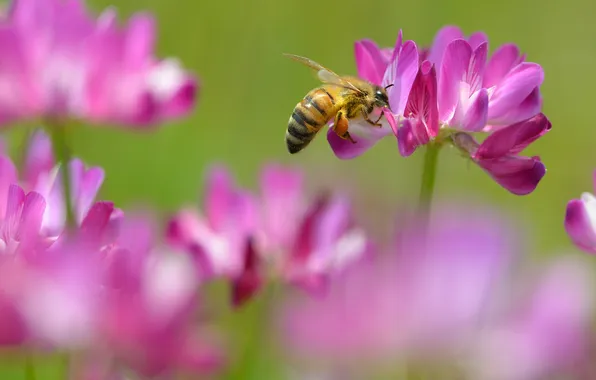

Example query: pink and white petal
[0,28,39,125]
[475,113,551,159]
[69,159,105,223]
[260,165,304,251]
[426,25,464,69]
[484,44,522,88]
[3,184,25,240]
[468,31,488,51]
[354,39,387,85]
[166,211,220,278]
[461,88,489,132]
[438,39,472,123]
[468,42,488,93]
[204,166,236,232]
[382,40,419,114]
[397,118,429,157]
[123,13,155,66]
[487,87,542,127]
[78,201,116,247]
[475,155,546,195]
[326,119,392,160]
[488,63,544,121]
[15,191,46,251]
[0,155,18,218]
[23,130,54,188]
[403,61,439,137]
[147,59,198,120]
[565,196,596,253]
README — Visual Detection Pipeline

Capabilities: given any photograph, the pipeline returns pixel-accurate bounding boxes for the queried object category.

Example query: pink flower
[256,165,369,294]
[168,165,369,304]
[467,256,594,380]
[452,113,551,195]
[166,166,258,306]
[390,26,544,157]
[331,26,546,183]
[16,130,111,236]
[278,207,514,364]
[101,216,223,377]
[565,171,596,253]
[0,0,197,128]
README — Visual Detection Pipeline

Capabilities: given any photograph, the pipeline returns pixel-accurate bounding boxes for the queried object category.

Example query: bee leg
[333,111,357,144]
[362,109,383,127]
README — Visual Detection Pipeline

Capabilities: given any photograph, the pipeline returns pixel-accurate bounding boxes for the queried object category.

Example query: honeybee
[284,54,393,154]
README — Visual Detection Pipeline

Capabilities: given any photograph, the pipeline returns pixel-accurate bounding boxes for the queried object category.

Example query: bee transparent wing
[284,53,364,94]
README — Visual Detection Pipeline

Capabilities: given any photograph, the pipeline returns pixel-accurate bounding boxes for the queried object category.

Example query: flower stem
[48,123,75,229]
[25,356,35,380]
[418,143,440,215]
[227,283,278,379]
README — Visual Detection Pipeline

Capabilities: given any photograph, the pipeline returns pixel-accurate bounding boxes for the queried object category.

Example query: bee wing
[284,53,364,94]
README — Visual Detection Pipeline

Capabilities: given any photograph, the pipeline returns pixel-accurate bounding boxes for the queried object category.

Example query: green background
[3,0,596,378]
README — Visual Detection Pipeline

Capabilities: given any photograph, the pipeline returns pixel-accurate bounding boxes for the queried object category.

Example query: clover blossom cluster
[328,27,550,195]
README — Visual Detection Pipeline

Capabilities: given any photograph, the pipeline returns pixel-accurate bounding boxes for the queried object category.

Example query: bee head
[373,85,391,109]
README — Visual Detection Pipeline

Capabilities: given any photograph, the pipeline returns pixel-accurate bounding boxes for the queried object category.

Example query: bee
[284,54,393,154]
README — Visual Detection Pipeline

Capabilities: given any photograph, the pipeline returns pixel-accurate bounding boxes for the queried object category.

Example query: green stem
[48,123,75,229]
[25,356,35,380]
[418,143,440,215]
[227,284,278,379]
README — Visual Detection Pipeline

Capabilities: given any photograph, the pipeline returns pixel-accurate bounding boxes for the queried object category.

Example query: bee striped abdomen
[286,88,335,154]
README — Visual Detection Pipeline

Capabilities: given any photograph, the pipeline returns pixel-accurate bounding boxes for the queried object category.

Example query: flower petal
[403,61,438,137]
[438,39,472,123]
[326,118,392,160]
[231,239,262,307]
[260,165,304,252]
[475,113,551,159]
[462,88,488,132]
[475,155,546,195]
[426,25,464,69]
[468,32,488,51]
[382,40,419,115]
[23,130,54,189]
[486,86,542,127]
[0,155,18,218]
[484,44,522,88]
[355,39,387,85]
[397,118,429,157]
[565,196,596,253]
[488,63,544,121]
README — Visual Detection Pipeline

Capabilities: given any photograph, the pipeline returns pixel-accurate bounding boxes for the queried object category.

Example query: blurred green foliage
[2,0,596,378]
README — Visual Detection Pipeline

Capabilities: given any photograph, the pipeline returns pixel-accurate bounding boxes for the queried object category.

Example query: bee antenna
[384,84,395,90]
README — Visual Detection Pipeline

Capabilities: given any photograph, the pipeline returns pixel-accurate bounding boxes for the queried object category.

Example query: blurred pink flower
[565,172,596,253]
[279,208,514,364]
[256,165,369,295]
[467,256,594,380]
[0,0,197,128]
[166,166,258,306]
[452,113,551,195]
[100,216,223,377]
[11,130,114,236]
[168,165,369,305]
